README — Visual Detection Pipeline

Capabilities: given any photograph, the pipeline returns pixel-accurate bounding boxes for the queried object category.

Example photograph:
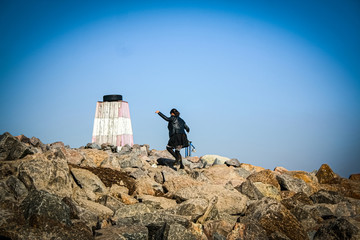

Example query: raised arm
[156,111,171,122]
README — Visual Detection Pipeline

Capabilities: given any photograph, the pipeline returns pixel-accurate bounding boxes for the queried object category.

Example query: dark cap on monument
[103,95,123,102]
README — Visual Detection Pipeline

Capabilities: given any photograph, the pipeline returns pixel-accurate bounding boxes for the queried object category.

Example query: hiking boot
[179,162,185,169]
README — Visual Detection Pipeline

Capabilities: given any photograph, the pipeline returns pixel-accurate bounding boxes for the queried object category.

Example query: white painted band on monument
[92,117,133,136]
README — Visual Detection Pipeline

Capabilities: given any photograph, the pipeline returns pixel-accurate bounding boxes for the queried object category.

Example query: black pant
[166,147,184,168]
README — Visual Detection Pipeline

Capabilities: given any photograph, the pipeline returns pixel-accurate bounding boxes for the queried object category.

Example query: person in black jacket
[155,108,190,169]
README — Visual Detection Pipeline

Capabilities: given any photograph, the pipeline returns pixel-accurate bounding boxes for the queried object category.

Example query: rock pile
[0,132,359,240]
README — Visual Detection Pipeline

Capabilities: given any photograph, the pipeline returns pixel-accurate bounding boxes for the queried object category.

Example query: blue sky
[1,0,359,177]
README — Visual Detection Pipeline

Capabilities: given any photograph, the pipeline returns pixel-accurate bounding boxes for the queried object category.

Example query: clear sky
[1,0,359,177]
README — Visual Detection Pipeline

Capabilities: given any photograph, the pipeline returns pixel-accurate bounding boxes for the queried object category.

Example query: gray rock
[119,144,132,154]
[280,193,320,231]
[70,167,108,199]
[30,136,45,148]
[155,223,197,240]
[61,196,80,219]
[2,217,92,240]
[203,220,235,240]
[167,198,218,222]
[4,175,29,203]
[112,203,157,222]
[212,158,223,166]
[85,142,101,150]
[95,224,148,240]
[0,132,34,160]
[136,195,177,210]
[21,189,72,226]
[269,231,291,240]
[0,162,19,181]
[119,155,143,168]
[276,173,311,195]
[130,168,148,179]
[116,212,191,230]
[0,177,25,211]
[173,184,248,215]
[200,155,230,166]
[229,222,268,240]
[310,190,345,204]
[18,150,73,197]
[335,201,357,217]
[154,171,164,184]
[303,204,335,220]
[314,217,359,240]
[236,180,264,200]
[96,195,125,212]
[16,134,46,152]
[101,143,117,152]
[140,145,149,156]
[243,197,309,240]
[188,161,204,169]
[161,167,181,182]
[49,141,65,149]
[188,170,210,182]
[225,158,241,167]
[234,167,252,179]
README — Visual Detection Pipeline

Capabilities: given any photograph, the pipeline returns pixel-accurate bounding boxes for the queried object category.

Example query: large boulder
[239,163,265,173]
[132,176,164,196]
[118,154,143,169]
[252,182,281,201]
[201,165,246,187]
[155,222,197,240]
[225,158,241,167]
[137,195,177,210]
[16,134,46,152]
[172,184,248,215]
[313,217,359,240]
[331,178,360,200]
[236,180,264,200]
[85,142,101,150]
[167,198,216,222]
[349,174,360,181]
[114,211,193,239]
[0,175,28,209]
[0,132,34,160]
[70,167,108,200]
[276,173,311,195]
[77,149,109,167]
[95,224,148,240]
[227,221,268,240]
[237,180,281,201]
[200,155,230,166]
[241,197,309,240]
[17,150,73,197]
[247,169,281,190]
[316,164,339,184]
[310,190,345,204]
[233,168,252,179]
[21,189,72,226]
[60,148,85,166]
[163,175,203,194]
[203,220,234,240]
[286,171,320,195]
[274,166,289,174]
[281,193,320,232]
[75,198,114,221]
[112,203,157,222]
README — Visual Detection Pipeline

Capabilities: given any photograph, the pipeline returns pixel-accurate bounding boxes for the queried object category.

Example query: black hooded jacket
[158,112,190,137]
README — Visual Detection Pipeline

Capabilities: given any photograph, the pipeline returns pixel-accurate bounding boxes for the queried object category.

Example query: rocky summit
[0,132,359,240]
